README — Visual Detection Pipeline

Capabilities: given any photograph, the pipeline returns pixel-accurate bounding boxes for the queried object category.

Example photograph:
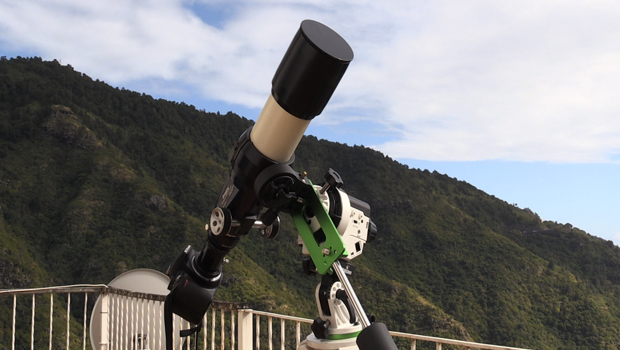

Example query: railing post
[280,319,285,350]
[212,310,216,350]
[232,310,236,350]
[31,294,35,350]
[221,309,226,350]
[268,316,273,350]
[11,295,16,350]
[99,292,110,350]
[83,293,88,350]
[49,293,53,350]
[237,309,254,350]
[66,293,71,350]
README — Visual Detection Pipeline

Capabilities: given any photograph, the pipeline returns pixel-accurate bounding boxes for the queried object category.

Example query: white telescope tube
[251,95,310,163]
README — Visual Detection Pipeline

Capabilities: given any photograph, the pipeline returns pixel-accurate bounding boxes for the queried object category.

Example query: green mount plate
[291,181,348,275]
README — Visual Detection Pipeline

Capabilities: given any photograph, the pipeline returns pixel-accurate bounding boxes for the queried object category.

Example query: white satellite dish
[90,269,181,350]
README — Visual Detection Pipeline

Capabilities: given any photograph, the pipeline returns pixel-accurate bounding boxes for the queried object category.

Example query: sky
[0,0,619,245]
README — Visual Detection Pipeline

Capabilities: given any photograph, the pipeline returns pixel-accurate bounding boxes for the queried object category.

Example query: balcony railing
[0,285,530,350]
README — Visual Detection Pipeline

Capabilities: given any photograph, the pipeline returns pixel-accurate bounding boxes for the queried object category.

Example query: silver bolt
[319,183,330,194]
[322,248,331,255]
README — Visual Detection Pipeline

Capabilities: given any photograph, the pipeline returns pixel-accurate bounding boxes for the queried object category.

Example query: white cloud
[0,0,222,79]
[1,0,620,162]
[361,1,620,162]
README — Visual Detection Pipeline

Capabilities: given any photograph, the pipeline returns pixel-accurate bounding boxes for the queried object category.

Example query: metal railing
[0,285,530,350]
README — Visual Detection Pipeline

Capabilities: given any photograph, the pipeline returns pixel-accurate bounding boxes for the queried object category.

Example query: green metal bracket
[291,181,348,275]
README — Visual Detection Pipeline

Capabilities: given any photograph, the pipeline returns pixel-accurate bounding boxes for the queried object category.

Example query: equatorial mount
[164,20,397,350]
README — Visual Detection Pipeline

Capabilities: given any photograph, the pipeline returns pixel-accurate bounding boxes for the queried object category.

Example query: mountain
[2,56,620,349]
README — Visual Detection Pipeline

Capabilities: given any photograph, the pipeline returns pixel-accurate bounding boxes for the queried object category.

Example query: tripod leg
[332,261,398,350]
[332,261,370,327]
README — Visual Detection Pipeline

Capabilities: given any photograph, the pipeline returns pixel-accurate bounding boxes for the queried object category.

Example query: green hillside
[1,56,620,349]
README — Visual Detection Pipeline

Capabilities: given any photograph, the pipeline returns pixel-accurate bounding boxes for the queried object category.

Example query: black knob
[367,220,377,243]
[324,168,344,188]
[311,317,330,339]
[320,168,344,194]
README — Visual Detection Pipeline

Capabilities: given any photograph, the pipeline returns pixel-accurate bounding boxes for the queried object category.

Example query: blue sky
[0,0,618,244]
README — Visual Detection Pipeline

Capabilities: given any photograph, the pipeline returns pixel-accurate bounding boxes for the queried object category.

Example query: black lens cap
[272,20,354,120]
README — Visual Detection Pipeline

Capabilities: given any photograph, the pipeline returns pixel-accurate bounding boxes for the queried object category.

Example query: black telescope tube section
[272,20,354,120]
[356,323,398,350]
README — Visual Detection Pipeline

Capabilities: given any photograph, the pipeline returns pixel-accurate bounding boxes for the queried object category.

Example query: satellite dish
[90,269,181,350]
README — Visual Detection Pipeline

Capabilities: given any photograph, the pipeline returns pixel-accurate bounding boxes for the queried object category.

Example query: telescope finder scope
[250,19,354,162]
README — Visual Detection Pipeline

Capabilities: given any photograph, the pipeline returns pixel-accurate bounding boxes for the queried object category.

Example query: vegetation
[1,56,620,349]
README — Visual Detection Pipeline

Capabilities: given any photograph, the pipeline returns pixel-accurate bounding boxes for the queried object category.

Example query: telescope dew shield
[251,20,354,162]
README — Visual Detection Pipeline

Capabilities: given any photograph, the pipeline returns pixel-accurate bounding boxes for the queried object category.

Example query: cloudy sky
[1,0,619,244]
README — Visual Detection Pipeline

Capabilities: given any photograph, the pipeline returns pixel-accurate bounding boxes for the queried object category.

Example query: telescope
[165,20,397,350]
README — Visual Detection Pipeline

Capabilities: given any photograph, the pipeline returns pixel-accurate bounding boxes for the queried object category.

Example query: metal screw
[319,183,330,194]
[322,248,331,255]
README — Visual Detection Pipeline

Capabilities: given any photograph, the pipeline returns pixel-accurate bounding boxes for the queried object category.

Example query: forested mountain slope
[2,57,620,349]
